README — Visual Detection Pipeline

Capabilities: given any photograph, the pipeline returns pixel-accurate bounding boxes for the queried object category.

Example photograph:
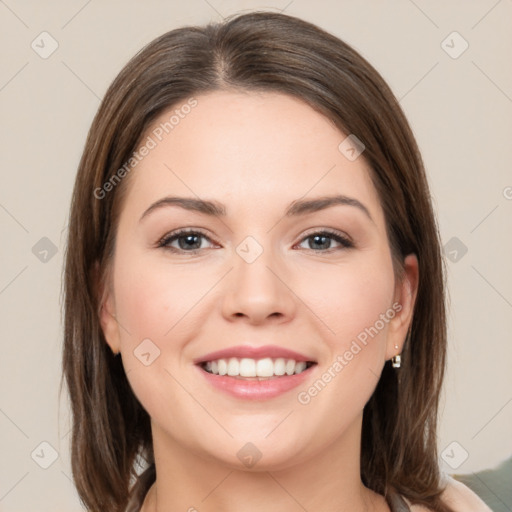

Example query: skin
[100,90,420,512]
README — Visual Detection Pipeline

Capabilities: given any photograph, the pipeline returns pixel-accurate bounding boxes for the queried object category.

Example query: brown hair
[62,11,452,512]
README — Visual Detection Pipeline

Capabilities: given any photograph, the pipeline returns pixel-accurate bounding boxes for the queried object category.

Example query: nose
[221,248,297,325]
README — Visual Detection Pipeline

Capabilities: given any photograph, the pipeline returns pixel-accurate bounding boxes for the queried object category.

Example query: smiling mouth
[199,357,317,380]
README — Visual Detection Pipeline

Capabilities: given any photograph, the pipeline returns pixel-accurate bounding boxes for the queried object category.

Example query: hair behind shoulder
[62,11,453,512]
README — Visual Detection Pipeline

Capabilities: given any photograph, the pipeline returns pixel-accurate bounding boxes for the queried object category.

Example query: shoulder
[403,475,492,512]
[437,475,492,511]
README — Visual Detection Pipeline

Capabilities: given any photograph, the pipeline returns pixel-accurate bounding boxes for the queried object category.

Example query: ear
[95,262,121,355]
[385,253,419,360]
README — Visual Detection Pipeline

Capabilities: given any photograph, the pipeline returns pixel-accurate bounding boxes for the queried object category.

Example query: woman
[63,11,490,512]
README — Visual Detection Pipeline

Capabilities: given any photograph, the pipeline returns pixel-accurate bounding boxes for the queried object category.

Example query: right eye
[157,229,219,253]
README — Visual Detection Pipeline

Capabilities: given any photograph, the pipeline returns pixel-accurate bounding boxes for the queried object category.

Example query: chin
[199,435,316,473]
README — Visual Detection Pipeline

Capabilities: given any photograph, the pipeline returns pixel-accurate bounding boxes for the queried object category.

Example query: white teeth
[227,357,239,376]
[256,358,274,377]
[240,358,256,377]
[294,361,307,374]
[218,359,227,376]
[285,359,296,375]
[202,357,312,377]
[274,358,286,376]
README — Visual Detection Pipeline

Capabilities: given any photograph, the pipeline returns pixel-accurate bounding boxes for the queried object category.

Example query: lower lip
[196,364,316,400]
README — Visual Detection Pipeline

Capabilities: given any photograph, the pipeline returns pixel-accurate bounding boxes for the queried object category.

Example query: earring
[391,344,401,368]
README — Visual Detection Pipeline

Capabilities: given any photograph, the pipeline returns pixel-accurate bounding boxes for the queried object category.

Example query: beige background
[1,0,511,510]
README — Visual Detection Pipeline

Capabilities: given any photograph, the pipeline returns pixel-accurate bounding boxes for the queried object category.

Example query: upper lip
[193,345,317,364]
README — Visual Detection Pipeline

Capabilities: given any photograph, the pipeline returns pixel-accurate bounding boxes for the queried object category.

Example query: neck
[141,414,389,512]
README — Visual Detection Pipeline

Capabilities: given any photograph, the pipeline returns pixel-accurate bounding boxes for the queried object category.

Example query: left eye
[296,231,353,251]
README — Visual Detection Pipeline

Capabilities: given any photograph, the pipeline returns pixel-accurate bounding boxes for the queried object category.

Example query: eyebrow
[139,194,374,223]
[285,195,373,222]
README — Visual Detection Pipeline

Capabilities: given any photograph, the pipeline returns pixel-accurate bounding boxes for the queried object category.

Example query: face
[100,90,418,471]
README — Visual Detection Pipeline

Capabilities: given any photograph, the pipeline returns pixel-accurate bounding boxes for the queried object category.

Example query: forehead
[121,90,384,226]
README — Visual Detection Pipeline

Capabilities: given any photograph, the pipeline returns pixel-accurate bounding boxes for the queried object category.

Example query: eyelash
[157,228,354,254]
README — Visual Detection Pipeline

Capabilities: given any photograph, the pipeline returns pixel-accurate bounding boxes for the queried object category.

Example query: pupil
[179,234,200,250]
[310,235,330,250]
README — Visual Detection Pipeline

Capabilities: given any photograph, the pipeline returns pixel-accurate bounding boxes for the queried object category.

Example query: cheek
[110,249,222,409]
[299,256,395,352]
[112,251,212,345]
[110,252,199,420]
[294,255,396,416]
